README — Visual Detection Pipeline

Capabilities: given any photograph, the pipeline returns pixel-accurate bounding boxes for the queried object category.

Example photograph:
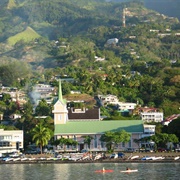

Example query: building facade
[141,112,163,123]
[0,129,23,153]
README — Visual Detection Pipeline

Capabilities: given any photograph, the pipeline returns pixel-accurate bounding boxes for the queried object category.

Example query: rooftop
[54,120,143,135]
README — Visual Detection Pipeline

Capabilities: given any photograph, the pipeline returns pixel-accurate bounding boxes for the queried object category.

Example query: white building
[0,129,23,153]
[98,94,119,105]
[141,112,163,123]
[118,102,137,111]
[106,38,118,45]
[142,124,156,138]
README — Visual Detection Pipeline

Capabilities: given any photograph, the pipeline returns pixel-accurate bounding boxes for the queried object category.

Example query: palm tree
[31,123,52,154]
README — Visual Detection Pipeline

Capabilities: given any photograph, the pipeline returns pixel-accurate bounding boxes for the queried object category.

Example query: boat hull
[120,169,138,173]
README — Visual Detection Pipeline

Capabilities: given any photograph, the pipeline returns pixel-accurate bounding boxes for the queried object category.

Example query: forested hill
[0,0,177,42]
[0,0,180,117]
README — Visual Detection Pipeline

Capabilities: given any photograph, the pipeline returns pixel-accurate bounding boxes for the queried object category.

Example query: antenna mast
[123,8,126,27]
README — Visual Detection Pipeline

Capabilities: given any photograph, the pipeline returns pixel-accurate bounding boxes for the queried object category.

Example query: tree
[35,99,52,116]
[100,130,131,152]
[0,61,31,86]
[55,137,78,151]
[150,133,179,149]
[82,135,93,149]
[168,118,180,140]
[31,123,52,154]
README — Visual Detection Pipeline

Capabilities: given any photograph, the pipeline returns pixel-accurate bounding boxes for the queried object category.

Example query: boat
[13,158,21,161]
[120,169,138,173]
[21,158,28,161]
[3,157,13,161]
[95,169,114,173]
[151,156,165,160]
[131,155,139,160]
[174,156,179,160]
[141,156,155,160]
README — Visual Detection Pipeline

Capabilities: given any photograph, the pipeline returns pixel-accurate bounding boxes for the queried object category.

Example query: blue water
[0,163,179,180]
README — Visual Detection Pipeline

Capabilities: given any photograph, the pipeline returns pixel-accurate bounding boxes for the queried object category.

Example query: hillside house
[97,94,119,106]
[31,84,56,106]
[141,112,163,123]
[163,114,180,126]
[106,38,118,45]
[118,102,137,114]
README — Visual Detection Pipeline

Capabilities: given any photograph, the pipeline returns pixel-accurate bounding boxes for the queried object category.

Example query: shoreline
[1,157,180,164]
[1,152,180,164]
[1,159,180,164]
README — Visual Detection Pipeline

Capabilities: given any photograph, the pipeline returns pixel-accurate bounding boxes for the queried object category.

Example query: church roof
[68,107,100,120]
[54,120,143,135]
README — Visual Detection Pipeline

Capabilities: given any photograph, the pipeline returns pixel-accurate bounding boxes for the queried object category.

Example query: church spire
[58,79,63,101]
[58,79,66,104]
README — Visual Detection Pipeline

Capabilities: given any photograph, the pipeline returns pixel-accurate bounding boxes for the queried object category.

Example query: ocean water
[0,163,179,180]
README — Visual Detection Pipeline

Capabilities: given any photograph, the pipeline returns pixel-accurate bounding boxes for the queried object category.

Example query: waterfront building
[0,129,23,153]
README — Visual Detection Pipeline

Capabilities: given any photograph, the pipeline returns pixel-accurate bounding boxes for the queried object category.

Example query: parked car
[117,152,125,158]
[109,153,118,159]
[157,148,166,152]
[81,149,88,153]
[125,148,137,153]
[145,148,154,152]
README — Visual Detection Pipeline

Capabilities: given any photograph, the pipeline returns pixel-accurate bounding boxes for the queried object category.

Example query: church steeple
[52,79,68,125]
[58,79,66,104]
[58,79,63,101]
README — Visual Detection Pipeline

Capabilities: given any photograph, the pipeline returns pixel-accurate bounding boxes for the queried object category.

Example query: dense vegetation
[0,0,179,116]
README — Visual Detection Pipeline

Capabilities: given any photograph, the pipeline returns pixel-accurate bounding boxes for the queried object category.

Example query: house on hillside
[118,102,137,115]
[141,112,163,123]
[163,114,180,126]
[9,113,22,120]
[52,81,144,152]
[30,84,56,106]
[137,107,163,123]
[106,38,118,45]
[97,94,119,106]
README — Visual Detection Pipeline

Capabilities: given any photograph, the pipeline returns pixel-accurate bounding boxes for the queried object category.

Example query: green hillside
[7,27,41,45]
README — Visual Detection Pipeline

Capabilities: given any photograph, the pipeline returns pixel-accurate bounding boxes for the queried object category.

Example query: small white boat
[152,156,165,160]
[141,156,155,160]
[4,158,13,162]
[131,155,139,160]
[120,169,138,173]
[174,156,179,160]
[13,158,21,161]
[21,158,28,161]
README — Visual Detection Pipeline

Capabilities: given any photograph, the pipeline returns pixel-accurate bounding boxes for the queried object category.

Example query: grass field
[7,26,41,45]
